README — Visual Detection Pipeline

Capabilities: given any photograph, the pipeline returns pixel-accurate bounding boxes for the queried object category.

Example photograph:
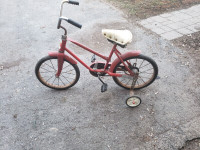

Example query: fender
[109,50,141,72]
[48,51,77,65]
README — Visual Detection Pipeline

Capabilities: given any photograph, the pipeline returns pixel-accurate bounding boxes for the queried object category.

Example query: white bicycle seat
[102,29,132,46]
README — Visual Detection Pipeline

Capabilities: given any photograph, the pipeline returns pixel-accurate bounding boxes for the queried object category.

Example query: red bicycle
[35,0,158,107]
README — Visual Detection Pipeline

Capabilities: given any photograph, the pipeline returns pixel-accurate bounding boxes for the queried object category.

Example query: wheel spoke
[61,74,75,80]
[50,60,56,71]
[62,69,74,73]
[125,79,131,86]
[139,60,145,69]
[59,77,66,85]
[46,75,54,82]
[140,68,153,73]
[61,74,71,83]
[52,77,57,85]
[41,75,52,78]
[44,62,55,71]
[62,64,70,70]
[136,80,140,86]
[62,72,75,75]
[40,67,53,72]
[140,63,151,69]
[40,71,55,73]
[140,72,153,75]
[139,75,151,79]
[138,76,146,83]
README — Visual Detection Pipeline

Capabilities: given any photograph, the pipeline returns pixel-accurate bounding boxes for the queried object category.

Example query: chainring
[89,63,110,77]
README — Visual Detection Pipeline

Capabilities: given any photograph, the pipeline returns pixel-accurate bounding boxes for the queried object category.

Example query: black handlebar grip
[68,0,79,5]
[57,18,62,29]
[67,19,82,29]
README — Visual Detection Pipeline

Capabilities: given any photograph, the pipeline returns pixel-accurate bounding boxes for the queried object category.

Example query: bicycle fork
[55,53,64,77]
[55,35,67,78]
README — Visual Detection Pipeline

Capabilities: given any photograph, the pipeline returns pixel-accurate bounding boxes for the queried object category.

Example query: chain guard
[89,63,110,77]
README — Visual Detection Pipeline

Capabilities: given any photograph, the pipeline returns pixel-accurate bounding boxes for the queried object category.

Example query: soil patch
[106,0,200,19]
[173,31,200,75]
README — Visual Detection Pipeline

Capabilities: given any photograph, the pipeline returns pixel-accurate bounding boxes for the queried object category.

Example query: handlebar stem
[60,25,67,35]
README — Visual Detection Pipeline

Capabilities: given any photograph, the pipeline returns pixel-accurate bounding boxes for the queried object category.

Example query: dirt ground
[106,0,200,19]
[173,31,200,78]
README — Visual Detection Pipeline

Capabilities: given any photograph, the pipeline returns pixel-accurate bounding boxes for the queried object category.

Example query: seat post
[112,44,117,51]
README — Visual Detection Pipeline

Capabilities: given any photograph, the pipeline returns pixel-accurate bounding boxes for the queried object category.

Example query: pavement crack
[179,137,200,150]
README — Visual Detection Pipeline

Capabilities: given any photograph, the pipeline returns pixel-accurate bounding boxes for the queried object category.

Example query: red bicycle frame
[49,36,141,77]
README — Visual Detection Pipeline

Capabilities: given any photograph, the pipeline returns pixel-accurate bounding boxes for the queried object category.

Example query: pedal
[101,83,108,92]
[91,54,96,63]
[156,76,160,79]
[98,74,108,92]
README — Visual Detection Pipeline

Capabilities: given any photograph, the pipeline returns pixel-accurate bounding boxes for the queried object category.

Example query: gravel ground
[0,0,200,149]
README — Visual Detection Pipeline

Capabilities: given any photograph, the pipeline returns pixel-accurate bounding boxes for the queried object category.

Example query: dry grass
[106,0,200,19]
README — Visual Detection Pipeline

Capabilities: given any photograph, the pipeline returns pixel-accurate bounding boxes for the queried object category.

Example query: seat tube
[104,44,117,70]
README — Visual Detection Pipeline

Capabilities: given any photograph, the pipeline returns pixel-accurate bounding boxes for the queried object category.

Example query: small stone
[49,127,58,132]
[71,127,76,131]
[16,89,21,93]
[13,114,18,118]
[0,66,3,70]
[140,115,144,120]
[155,92,159,95]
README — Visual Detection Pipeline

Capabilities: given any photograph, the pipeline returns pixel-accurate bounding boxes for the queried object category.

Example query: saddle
[102,29,132,48]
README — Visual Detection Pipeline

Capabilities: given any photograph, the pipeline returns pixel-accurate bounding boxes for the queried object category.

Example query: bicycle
[35,0,158,108]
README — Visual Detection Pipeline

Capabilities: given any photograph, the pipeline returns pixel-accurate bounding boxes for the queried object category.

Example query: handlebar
[57,17,82,29]
[58,0,82,30]
[68,0,79,5]
[68,19,82,28]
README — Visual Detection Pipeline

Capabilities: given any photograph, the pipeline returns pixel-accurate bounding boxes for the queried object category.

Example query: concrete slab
[166,22,188,30]
[160,26,173,32]
[151,27,166,34]
[161,30,183,40]
[138,4,200,40]
[177,28,194,35]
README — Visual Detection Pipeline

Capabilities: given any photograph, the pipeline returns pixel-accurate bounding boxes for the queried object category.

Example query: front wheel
[35,56,80,90]
[113,54,158,90]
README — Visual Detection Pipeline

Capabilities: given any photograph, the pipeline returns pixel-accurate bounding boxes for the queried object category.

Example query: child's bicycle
[35,0,158,108]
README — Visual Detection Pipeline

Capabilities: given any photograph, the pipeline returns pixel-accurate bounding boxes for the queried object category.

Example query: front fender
[109,50,141,72]
[48,51,77,65]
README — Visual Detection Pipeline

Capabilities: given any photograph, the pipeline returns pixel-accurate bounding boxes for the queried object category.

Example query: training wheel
[126,96,141,108]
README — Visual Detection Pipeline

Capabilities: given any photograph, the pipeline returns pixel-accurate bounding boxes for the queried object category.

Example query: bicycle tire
[113,54,158,90]
[35,56,80,90]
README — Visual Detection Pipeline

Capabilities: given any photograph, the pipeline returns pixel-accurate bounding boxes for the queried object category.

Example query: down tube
[65,48,91,70]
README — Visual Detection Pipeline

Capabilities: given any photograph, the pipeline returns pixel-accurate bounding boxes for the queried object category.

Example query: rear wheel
[35,56,80,90]
[113,54,158,90]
